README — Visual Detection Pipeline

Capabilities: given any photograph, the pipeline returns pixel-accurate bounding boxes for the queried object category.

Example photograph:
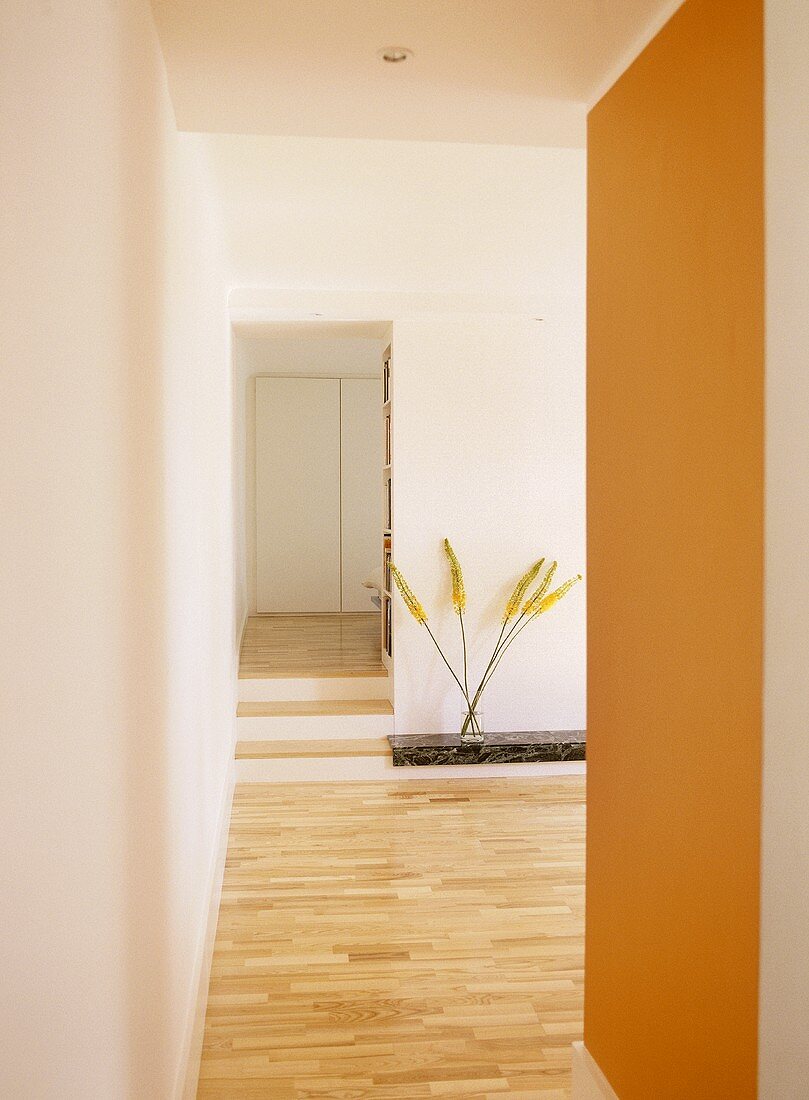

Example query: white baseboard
[572,1042,620,1100]
[177,759,235,1100]
[237,757,586,783]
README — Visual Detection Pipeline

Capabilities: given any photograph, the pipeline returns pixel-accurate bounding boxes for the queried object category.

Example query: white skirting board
[237,757,586,783]
[572,1042,620,1100]
[177,759,235,1099]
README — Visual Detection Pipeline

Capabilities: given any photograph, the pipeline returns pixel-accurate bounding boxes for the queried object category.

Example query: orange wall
[585,1,764,1096]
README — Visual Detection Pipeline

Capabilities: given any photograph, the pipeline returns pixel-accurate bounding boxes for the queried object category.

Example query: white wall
[0,2,234,1096]
[207,135,585,310]
[232,332,384,618]
[759,2,809,1094]
[222,135,587,732]
[393,315,585,734]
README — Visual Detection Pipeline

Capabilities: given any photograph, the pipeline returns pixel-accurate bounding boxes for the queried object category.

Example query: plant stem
[458,612,479,733]
[461,620,509,733]
[469,608,543,706]
[459,613,470,700]
[422,622,476,725]
[463,606,542,724]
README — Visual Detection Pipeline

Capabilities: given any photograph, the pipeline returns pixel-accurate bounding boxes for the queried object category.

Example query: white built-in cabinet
[255,376,381,613]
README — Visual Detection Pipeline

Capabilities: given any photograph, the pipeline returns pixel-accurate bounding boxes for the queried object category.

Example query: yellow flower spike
[503,558,545,622]
[521,561,558,614]
[443,539,466,615]
[389,563,428,624]
[535,575,583,616]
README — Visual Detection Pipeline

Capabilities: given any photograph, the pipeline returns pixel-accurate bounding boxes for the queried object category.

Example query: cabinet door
[340,378,383,612]
[255,377,341,612]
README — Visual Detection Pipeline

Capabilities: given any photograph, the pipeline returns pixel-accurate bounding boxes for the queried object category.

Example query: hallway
[8,1,798,1096]
[198,777,585,1097]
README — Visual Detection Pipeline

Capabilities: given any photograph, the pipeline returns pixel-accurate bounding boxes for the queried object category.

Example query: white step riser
[237,759,586,783]
[238,676,390,702]
[236,714,394,740]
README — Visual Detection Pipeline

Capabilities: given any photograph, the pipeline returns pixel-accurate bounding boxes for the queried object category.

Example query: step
[236,700,393,718]
[236,737,390,759]
[235,699,394,740]
[239,664,388,679]
[238,674,390,703]
[236,736,393,781]
[236,753,585,783]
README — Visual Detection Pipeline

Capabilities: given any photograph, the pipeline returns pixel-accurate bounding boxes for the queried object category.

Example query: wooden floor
[198,777,585,1098]
[235,738,391,760]
[240,614,385,678]
[236,700,393,718]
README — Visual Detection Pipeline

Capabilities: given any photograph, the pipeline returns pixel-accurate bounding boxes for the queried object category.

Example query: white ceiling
[153,0,683,147]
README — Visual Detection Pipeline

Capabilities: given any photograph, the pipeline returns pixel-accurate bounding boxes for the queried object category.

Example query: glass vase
[460,707,484,744]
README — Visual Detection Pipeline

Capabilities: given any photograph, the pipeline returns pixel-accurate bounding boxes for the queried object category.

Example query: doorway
[232,322,392,667]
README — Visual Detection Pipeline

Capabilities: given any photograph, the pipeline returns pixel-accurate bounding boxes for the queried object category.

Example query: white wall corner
[177,760,235,1099]
[572,1041,620,1100]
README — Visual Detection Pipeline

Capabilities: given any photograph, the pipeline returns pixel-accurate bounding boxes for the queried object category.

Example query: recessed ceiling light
[377,46,413,64]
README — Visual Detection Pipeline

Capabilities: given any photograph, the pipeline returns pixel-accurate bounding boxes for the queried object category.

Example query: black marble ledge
[389,730,586,767]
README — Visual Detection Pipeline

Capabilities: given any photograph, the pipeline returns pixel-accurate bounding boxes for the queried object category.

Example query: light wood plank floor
[235,738,391,760]
[236,701,393,718]
[198,778,585,1098]
[240,614,385,679]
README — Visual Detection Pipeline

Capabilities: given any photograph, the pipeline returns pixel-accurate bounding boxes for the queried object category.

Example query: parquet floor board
[236,701,393,718]
[235,738,391,760]
[239,614,385,678]
[198,777,585,1098]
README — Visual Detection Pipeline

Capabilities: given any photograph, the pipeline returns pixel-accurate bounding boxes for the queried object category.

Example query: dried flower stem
[461,568,581,733]
[458,612,481,734]
[390,548,580,740]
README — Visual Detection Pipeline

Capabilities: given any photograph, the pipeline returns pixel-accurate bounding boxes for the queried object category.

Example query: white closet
[255,376,381,613]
